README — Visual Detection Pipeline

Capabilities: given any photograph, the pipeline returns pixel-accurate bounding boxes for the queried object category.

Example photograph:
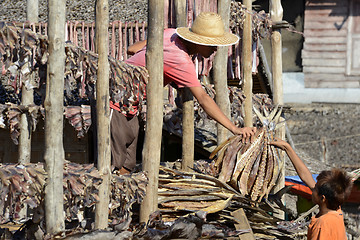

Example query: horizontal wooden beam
[303,43,346,51]
[304,15,348,22]
[12,21,147,29]
[304,36,346,44]
[303,66,345,74]
[304,21,348,30]
[304,29,347,37]
[302,58,345,67]
[302,50,345,58]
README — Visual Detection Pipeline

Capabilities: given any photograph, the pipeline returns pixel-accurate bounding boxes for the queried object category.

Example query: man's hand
[232,126,257,142]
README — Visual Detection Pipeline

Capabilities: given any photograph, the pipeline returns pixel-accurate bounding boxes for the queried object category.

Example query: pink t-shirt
[126,28,201,89]
[111,28,201,115]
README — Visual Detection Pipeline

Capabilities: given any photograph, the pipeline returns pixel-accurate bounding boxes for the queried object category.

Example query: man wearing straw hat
[111,12,256,174]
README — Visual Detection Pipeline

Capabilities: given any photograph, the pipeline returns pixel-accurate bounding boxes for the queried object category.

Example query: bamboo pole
[214,0,232,144]
[175,0,194,172]
[18,0,38,163]
[44,0,65,234]
[270,0,285,219]
[242,0,253,127]
[94,0,111,229]
[140,0,164,223]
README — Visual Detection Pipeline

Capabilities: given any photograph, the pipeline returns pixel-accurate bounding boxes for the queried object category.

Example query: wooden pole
[94,0,111,229]
[242,0,253,127]
[270,0,285,219]
[214,0,232,144]
[175,0,194,172]
[19,0,38,163]
[44,0,65,234]
[140,0,164,223]
[270,0,283,106]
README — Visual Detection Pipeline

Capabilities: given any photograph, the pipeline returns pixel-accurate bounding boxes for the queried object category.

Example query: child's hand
[269,137,290,151]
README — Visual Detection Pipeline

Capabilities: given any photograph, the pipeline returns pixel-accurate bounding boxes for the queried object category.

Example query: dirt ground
[283,103,360,174]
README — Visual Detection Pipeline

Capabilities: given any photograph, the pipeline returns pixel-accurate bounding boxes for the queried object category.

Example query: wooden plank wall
[303,0,360,88]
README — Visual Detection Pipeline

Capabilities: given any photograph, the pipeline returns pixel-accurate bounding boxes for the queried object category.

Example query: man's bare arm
[189,86,256,138]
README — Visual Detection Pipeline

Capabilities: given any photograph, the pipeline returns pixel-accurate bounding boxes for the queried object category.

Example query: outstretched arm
[270,138,316,189]
[189,86,256,139]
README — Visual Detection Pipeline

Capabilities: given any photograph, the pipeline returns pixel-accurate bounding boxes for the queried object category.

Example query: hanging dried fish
[0,162,148,226]
[0,22,148,140]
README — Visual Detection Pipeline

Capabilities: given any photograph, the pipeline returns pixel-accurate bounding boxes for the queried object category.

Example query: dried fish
[210,106,283,202]
[0,23,148,140]
[0,162,147,226]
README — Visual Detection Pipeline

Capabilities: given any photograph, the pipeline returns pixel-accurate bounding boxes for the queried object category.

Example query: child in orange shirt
[270,138,353,240]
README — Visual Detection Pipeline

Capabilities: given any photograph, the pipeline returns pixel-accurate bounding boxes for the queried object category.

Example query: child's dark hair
[315,168,353,210]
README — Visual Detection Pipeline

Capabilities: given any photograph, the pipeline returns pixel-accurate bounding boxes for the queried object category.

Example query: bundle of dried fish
[0,162,149,227]
[1,103,41,144]
[157,165,303,240]
[0,162,104,224]
[0,163,46,224]
[157,166,264,221]
[62,162,103,222]
[210,106,284,202]
[109,171,147,230]
[64,105,91,138]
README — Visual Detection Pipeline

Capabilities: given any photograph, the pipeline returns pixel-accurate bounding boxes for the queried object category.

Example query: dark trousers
[110,109,139,170]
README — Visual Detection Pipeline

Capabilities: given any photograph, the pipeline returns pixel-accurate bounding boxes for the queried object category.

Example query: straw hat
[176,12,239,46]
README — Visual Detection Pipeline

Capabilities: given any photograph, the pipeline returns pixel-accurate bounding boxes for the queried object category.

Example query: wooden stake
[140,0,164,223]
[44,0,65,234]
[94,0,111,229]
[270,0,285,220]
[181,88,194,172]
[242,0,253,128]
[175,0,194,172]
[231,208,256,240]
[214,0,232,144]
[19,0,38,163]
[270,0,283,106]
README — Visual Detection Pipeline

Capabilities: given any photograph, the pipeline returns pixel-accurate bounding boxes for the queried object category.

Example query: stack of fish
[209,106,284,202]
[0,162,45,224]
[157,166,307,239]
[109,170,148,230]
[0,162,148,227]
